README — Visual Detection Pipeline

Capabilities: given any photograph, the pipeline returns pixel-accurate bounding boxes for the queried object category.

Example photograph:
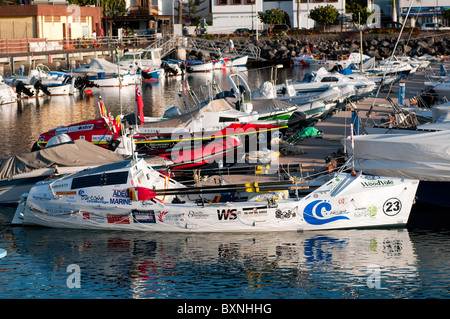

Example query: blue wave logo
[303,200,350,225]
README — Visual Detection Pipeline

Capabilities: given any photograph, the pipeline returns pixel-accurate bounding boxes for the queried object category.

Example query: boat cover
[142,99,235,128]
[416,102,450,131]
[69,58,128,75]
[0,139,125,181]
[222,97,295,112]
[341,130,450,181]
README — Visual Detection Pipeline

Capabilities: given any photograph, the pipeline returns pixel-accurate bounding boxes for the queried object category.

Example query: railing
[181,37,261,60]
[0,34,263,61]
[0,35,157,56]
[145,35,180,58]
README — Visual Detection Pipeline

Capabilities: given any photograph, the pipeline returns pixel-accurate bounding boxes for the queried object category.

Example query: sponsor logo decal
[242,207,268,218]
[158,211,169,222]
[217,209,237,220]
[92,135,112,142]
[187,211,209,219]
[156,211,184,223]
[55,127,69,135]
[275,206,298,220]
[68,124,94,133]
[56,191,77,195]
[82,212,105,222]
[132,210,156,223]
[361,180,394,188]
[303,200,350,225]
[110,189,132,205]
[353,206,377,218]
[107,213,130,224]
[78,190,107,203]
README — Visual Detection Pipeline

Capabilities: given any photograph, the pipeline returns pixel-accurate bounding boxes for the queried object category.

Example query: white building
[398,0,450,27]
[211,0,347,33]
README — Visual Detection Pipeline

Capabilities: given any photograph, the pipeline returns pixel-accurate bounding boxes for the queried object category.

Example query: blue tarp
[340,67,354,75]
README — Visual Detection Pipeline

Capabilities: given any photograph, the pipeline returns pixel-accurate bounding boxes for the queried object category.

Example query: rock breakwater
[188,32,450,62]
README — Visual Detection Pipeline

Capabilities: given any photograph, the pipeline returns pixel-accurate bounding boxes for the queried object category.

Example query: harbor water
[1,66,450,301]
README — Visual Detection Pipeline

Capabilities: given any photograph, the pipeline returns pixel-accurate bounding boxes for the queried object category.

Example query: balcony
[128,6,150,16]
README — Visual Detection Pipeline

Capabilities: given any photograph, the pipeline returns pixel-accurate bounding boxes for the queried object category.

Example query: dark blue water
[1,207,450,299]
[1,66,450,301]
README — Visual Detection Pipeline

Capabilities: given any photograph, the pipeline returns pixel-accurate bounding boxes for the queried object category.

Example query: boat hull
[35,117,121,150]
[0,84,17,104]
[186,62,214,73]
[13,170,419,232]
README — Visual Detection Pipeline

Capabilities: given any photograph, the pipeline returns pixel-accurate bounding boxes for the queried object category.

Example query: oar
[171,164,317,179]
[129,181,310,201]
[152,180,308,196]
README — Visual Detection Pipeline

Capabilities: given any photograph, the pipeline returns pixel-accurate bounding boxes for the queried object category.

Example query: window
[231,0,242,4]
[321,77,339,83]
[220,117,240,122]
[218,0,228,4]
[246,0,256,4]
[71,172,129,189]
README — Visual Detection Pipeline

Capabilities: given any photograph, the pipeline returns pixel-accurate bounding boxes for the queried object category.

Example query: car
[420,23,450,31]
[141,29,161,36]
[259,24,290,36]
[233,28,253,36]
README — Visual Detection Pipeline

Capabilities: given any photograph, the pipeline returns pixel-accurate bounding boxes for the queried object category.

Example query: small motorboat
[215,55,249,68]
[12,157,419,232]
[3,64,77,97]
[186,60,215,73]
[63,58,139,87]
[0,76,17,105]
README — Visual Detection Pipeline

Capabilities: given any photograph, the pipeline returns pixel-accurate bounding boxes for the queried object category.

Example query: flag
[98,101,107,118]
[127,187,156,201]
[135,85,145,124]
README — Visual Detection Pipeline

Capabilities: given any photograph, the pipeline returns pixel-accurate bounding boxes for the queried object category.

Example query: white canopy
[342,130,450,181]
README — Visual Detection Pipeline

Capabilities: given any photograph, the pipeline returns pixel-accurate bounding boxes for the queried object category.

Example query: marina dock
[203,66,438,185]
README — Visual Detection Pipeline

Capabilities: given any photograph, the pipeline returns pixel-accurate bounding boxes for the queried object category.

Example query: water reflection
[2,222,425,299]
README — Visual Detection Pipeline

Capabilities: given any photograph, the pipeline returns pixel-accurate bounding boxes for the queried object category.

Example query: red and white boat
[33,100,122,152]
[186,60,215,73]
[32,96,284,171]
[291,52,323,67]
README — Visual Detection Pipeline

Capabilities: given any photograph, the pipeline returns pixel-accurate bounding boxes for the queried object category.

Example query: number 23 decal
[383,198,402,216]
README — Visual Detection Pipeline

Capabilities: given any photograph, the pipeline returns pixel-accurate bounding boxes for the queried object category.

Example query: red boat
[32,115,121,152]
